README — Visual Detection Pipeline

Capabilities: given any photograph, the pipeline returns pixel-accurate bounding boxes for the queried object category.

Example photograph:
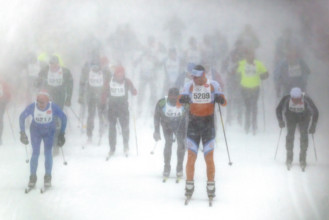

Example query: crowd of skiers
[0,23,319,201]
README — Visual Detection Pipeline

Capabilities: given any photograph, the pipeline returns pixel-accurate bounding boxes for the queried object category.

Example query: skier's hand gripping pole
[217,103,233,166]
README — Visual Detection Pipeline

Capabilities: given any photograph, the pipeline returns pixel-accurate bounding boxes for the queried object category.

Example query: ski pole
[6,109,16,141]
[217,103,233,166]
[274,128,282,160]
[60,147,68,165]
[261,84,266,131]
[311,134,318,161]
[69,107,82,124]
[133,113,138,156]
[150,141,158,155]
[25,145,29,163]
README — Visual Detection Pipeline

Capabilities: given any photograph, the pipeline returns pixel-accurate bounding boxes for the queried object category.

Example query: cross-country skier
[179,65,227,203]
[103,65,137,156]
[35,55,73,153]
[19,91,67,188]
[153,87,187,181]
[236,49,269,134]
[79,56,110,143]
[276,87,318,170]
[0,78,10,145]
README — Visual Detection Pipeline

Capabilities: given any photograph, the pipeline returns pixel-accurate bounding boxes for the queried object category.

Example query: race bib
[34,102,53,124]
[191,80,212,104]
[110,78,125,97]
[288,65,302,77]
[245,63,257,77]
[289,99,305,113]
[164,101,183,118]
[47,69,63,86]
[89,71,103,87]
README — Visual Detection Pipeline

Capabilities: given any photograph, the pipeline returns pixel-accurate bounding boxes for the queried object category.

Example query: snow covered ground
[0,106,328,220]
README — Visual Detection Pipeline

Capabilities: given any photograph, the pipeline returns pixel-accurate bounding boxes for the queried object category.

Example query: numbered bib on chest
[191,81,212,104]
[245,63,257,77]
[110,79,125,97]
[288,65,302,77]
[34,103,53,124]
[47,69,63,86]
[164,102,183,118]
[289,99,305,113]
[89,71,104,87]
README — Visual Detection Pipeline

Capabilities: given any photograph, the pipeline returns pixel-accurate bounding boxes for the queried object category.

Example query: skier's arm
[305,96,319,124]
[53,103,67,134]
[19,104,34,132]
[276,96,288,122]
[125,78,137,95]
[64,69,74,104]
[154,100,163,134]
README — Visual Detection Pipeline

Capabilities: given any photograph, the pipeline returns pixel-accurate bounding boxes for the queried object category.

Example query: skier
[0,78,10,145]
[153,87,187,181]
[79,56,110,143]
[236,49,269,134]
[19,91,67,189]
[35,55,73,153]
[163,48,184,93]
[179,65,227,203]
[274,45,310,98]
[276,87,318,170]
[103,65,137,156]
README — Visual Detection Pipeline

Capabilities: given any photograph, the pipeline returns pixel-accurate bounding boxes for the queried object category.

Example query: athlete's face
[37,98,48,110]
[168,95,178,106]
[291,97,302,104]
[49,63,60,72]
[192,73,206,86]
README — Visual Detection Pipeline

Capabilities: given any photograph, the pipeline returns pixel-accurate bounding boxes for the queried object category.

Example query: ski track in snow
[0,108,329,220]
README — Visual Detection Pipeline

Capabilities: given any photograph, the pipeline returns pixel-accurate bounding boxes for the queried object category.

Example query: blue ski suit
[19,102,67,175]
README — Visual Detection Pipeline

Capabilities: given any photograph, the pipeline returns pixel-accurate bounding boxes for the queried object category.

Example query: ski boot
[162,171,170,183]
[184,181,194,205]
[44,175,52,187]
[300,161,307,172]
[28,175,37,188]
[176,171,183,183]
[207,181,216,206]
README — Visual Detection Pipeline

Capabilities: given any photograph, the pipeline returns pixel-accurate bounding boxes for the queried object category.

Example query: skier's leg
[163,129,174,177]
[299,118,310,165]
[0,102,6,144]
[176,131,186,176]
[119,108,130,152]
[286,119,297,163]
[43,130,55,176]
[251,88,260,134]
[30,129,42,175]
[87,98,96,141]
[186,138,199,181]
[108,110,117,153]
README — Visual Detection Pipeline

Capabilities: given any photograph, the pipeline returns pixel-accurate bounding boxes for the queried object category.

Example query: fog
[0,0,329,219]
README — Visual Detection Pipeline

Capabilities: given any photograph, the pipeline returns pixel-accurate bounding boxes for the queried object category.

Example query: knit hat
[290,87,302,98]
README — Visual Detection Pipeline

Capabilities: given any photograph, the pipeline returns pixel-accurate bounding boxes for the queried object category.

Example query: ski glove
[179,95,190,104]
[57,133,65,147]
[309,123,316,134]
[279,120,285,128]
[20,131,29,145]
[214,94,226,105]
[153,131,161,141]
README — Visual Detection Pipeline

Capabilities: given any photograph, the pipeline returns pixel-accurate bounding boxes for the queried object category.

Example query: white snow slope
[0,105,328,220]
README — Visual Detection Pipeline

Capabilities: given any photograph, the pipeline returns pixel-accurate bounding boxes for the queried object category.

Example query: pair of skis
[25,186,50,194]
[184,196,213,207]
[162,177,182,183]
[286,163,306,172]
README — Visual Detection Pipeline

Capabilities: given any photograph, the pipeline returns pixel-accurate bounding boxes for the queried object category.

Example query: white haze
[0,0,328,219]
